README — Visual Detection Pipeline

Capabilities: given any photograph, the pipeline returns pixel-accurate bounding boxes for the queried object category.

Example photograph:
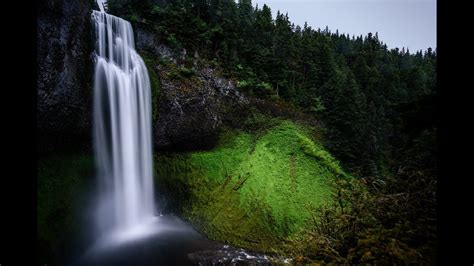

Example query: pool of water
[70,214,279,266]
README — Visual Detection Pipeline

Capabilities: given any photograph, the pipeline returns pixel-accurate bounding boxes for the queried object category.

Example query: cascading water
[91,8,156,239]
[76,4,280,265]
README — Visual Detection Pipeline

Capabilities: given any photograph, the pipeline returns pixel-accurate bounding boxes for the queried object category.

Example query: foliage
[167,65,197,80]
[37,153,94,265]
[154,120,347,252]
[108,0,437,179]
[297,133,344,177]
[140,52,161,121]
[289,129,437,264]
[106,0,437,262]
[153,118,436,263]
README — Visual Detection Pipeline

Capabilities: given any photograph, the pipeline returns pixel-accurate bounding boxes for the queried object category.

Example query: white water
[96,0,106,12]
[91,9,155,237]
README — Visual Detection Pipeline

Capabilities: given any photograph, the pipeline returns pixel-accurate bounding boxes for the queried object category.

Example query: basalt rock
[134,25,249,151]
[37,4,248,154]
[37,0,95,154]
[154,66,248,151]
[135,26,177,64]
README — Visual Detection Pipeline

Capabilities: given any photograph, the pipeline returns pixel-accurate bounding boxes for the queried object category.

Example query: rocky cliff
[135,25,249,150]
[37,0,95,154]
[37,1,246,153]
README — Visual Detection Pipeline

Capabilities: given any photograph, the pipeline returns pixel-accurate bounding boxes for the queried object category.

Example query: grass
[154,119,347,253]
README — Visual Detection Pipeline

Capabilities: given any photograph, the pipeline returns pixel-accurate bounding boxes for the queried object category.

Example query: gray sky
[253,0,436,52]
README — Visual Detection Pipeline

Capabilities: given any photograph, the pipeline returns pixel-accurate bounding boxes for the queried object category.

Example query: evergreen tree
[107,0,437,178]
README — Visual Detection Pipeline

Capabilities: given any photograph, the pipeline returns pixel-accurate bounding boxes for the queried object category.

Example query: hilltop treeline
[107,0,438,263]
[109,0,436,178]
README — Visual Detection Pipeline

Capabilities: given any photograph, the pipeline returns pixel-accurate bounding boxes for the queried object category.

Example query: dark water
[70,215,277,266]
[52,178,285,265]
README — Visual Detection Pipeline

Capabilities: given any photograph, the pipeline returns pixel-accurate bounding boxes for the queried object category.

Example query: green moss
[235,122,336,235]
[297,133,345,177]
[140,52,161,121]
[154,120,348,253]
[37,153,94,247]
[165,64,199,83]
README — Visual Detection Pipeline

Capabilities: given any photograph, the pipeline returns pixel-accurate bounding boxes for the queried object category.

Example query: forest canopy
[108,0,437,179]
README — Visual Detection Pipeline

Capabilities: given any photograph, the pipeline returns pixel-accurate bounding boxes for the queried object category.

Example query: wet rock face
[37,3,247,154]
[134,25,249,151]
[37,0,94,154]
[154,67,248,151]
[135,27,176,64]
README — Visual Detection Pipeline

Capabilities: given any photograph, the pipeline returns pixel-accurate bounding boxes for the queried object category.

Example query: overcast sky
[252,0,436,52]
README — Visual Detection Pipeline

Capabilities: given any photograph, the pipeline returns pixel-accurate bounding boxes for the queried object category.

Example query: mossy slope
[37,153,94,264]
[154,120,346,253]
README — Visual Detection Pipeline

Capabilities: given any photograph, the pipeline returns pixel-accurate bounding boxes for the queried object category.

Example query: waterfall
[91,9,156,236]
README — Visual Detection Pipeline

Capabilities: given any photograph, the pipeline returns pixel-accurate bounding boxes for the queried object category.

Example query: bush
[296,162,437,264]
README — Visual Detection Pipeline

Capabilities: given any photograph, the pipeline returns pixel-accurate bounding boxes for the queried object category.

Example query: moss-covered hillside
[37,154,94,265]
[154,118,347,253]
